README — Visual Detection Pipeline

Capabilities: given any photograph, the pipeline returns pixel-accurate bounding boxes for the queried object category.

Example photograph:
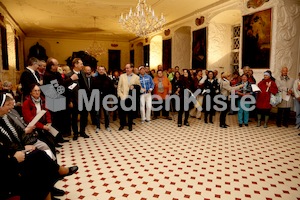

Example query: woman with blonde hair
[219,72,244,128]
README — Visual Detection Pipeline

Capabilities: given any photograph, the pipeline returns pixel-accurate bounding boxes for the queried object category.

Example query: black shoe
[55,143,63,147]
[298,133,300,136]
[220,125,227,128]
[178,124,182,127]
[73,135,78,141]
[239,124,242,127]
[209,121,214,124]
[52,187,65,196]
[276,123,281,127]
[204,120,208,124]
[132,122,136,125]
[128,126,132,131]
[184,122,190,126]
[57,138,69,143]
[244,124,248,127]
[61,139,69,143]
[118,126,124,131]
[283,124,288,128]
[65,166,78,177]
[80,133,90,138]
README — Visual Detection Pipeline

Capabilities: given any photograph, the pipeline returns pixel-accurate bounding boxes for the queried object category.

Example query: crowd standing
[0,56,300,199]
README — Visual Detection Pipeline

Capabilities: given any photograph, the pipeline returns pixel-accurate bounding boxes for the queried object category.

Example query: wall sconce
[111,44,118,47]
[195,16,205,26]
[164,29,170,36]
[145,38,148,43]
[247,0,269,8]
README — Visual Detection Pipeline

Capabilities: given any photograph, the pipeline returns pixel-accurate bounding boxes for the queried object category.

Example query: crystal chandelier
[85,16,106,57]
[119,0,166,38]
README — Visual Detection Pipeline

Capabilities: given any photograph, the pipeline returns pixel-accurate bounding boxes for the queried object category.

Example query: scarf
[280,76,289,81]
[31,96,41,104]
[0,115,21,142]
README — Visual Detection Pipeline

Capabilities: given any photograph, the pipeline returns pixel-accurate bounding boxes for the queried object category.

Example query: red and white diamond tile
[56,115,300,200]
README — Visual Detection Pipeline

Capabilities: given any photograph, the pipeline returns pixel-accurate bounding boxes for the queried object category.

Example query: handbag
[270,92,282,107]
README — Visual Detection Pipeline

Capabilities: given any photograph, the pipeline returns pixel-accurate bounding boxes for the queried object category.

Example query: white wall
[207,22,232,73]
[172,26,191,71]
[150,35,163,69]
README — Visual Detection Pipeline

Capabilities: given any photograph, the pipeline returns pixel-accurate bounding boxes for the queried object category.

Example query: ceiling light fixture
[85,16,106,58]
[119,0,166,38]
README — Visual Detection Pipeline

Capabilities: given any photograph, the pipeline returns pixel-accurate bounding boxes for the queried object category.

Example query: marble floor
[55,114,300,200]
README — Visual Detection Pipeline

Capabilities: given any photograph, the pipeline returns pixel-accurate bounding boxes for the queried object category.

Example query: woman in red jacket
[22,84,58,153]
[256,71,278,128]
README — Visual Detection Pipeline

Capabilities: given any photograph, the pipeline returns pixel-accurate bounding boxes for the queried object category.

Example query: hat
[0,93,6,107]
[139,66,145,71]
[264,70,271,77]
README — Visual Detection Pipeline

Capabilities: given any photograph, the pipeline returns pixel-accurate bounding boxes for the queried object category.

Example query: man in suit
[117,63,141,131]
[20,57,42,100]
[65,58,90,140]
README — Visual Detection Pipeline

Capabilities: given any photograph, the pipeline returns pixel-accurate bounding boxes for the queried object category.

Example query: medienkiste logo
[40,80,66,112]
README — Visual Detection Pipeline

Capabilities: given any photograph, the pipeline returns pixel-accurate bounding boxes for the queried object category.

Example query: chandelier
[119,0,166,38]
[85,16,106,57]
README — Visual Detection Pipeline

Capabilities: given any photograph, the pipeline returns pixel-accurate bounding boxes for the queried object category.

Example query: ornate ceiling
[0,0,224,41]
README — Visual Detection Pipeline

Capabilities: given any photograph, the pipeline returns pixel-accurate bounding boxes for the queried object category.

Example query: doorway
[109,50,121,70]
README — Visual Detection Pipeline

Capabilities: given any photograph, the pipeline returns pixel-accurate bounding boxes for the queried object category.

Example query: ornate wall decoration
[274,1,300,77]
[195,16,205,26]
[247,0,269,9]
[111,43,118,47]
[207,22,231,70]
[164,29,170,36]
[173,27,191,71]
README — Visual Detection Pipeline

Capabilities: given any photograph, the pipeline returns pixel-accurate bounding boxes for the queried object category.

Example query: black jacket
[20,68,40,97]
[0,142,21,199]
[92,74,115,101]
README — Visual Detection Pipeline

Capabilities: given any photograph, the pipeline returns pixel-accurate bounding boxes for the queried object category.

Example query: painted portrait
[242,8,272,69]
[192,27,207,69]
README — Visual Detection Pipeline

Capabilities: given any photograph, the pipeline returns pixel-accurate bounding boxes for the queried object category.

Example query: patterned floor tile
[55,114,300,199]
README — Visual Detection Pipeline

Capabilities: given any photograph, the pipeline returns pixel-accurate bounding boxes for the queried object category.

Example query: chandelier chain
[85,16,106,57]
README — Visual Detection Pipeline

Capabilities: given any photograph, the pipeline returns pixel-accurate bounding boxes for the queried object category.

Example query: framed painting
[242,8,272,69]
[192,27,207,69]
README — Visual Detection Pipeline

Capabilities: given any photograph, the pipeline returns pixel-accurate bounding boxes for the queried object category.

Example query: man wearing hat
[139,65,154,123]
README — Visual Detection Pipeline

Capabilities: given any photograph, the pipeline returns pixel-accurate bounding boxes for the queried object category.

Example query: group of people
[1,57,300,199]
[1,58,300,136]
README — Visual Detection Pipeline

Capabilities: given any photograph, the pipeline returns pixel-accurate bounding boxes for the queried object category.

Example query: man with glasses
[20,57,42,100]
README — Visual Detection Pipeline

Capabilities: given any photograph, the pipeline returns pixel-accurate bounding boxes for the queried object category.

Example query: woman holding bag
[256,71,278,128]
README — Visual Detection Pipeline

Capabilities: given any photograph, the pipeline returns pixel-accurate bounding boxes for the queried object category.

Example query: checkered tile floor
[55,114,300,200]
